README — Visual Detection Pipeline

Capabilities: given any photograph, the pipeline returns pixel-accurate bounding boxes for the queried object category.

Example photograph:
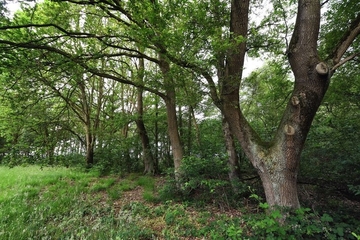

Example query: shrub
[93,146,142,176]
[160,155,246,207]
[243,194,360,239]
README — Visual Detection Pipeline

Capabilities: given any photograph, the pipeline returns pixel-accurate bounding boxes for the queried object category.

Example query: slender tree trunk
[188,105,201,152]
[178,105,183,141]
[213,40,241,192]
[84,125,95,166]
[154,95,159,167]
[93,75,104,154]
[164,93,183,177]
[187,107,192,155]
[136,87,157,174]
[136,56,157,174]
[86,144,94,166]
[78,79,96,167]
[159,55,184,180]
[222,118,242,193]
[138,125,156,174]
[43,126,55,164]
[121,122,131,169]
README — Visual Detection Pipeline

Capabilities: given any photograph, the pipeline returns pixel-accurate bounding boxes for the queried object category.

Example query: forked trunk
[220,0,330,209]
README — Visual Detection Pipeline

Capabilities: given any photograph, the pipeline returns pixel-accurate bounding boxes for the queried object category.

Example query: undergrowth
[0,166,359,239]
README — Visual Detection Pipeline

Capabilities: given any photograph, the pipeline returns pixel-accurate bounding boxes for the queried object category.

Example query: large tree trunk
[221,0,330,209]
[259,0,329,208]
[254,140,302,208]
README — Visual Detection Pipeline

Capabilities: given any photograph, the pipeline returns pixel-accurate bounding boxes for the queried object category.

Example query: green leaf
[270,210,282,219]
[336,227,344,237]
[321,213,333,223]
[259,202,269,209]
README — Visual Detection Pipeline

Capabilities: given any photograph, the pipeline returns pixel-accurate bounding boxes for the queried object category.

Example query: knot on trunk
[315,62,329,75]
[291,96,300,106]
[284,124,295,135]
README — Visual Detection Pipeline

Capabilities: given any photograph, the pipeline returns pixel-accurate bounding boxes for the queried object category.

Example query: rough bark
[164,96,183,174]
[257,0,329,208]
[223,0,333,209]
[219,0,331,209]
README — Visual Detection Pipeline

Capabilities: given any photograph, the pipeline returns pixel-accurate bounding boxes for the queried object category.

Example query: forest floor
[0,166,360,239]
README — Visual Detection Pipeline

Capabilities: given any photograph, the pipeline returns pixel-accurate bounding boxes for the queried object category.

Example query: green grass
[136,175,160,202]
[0,166,359,239]
[0,166,162,239]
[0,166,102,239]
[118,178,136,191]
[90,177,117,192]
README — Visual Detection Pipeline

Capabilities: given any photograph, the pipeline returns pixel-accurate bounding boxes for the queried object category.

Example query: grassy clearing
[0,166,359,239]
[0,166,176,239]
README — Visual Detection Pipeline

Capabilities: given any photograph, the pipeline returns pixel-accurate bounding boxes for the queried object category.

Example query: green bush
[199,206,360,239]
[180,155,229,193]
[93,145,142,176]
[160,155,248,207]
[349,185,360,196]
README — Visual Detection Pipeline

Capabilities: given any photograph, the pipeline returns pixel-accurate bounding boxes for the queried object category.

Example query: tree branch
[288,0,320,78]
[331,52,360,71]
[320,0,330,7]
[0,39,167,99]
[0,23,99,38]
[328,13,360,66]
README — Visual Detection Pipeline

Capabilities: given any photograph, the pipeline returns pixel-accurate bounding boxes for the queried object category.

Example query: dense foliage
[0,0,359,237]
